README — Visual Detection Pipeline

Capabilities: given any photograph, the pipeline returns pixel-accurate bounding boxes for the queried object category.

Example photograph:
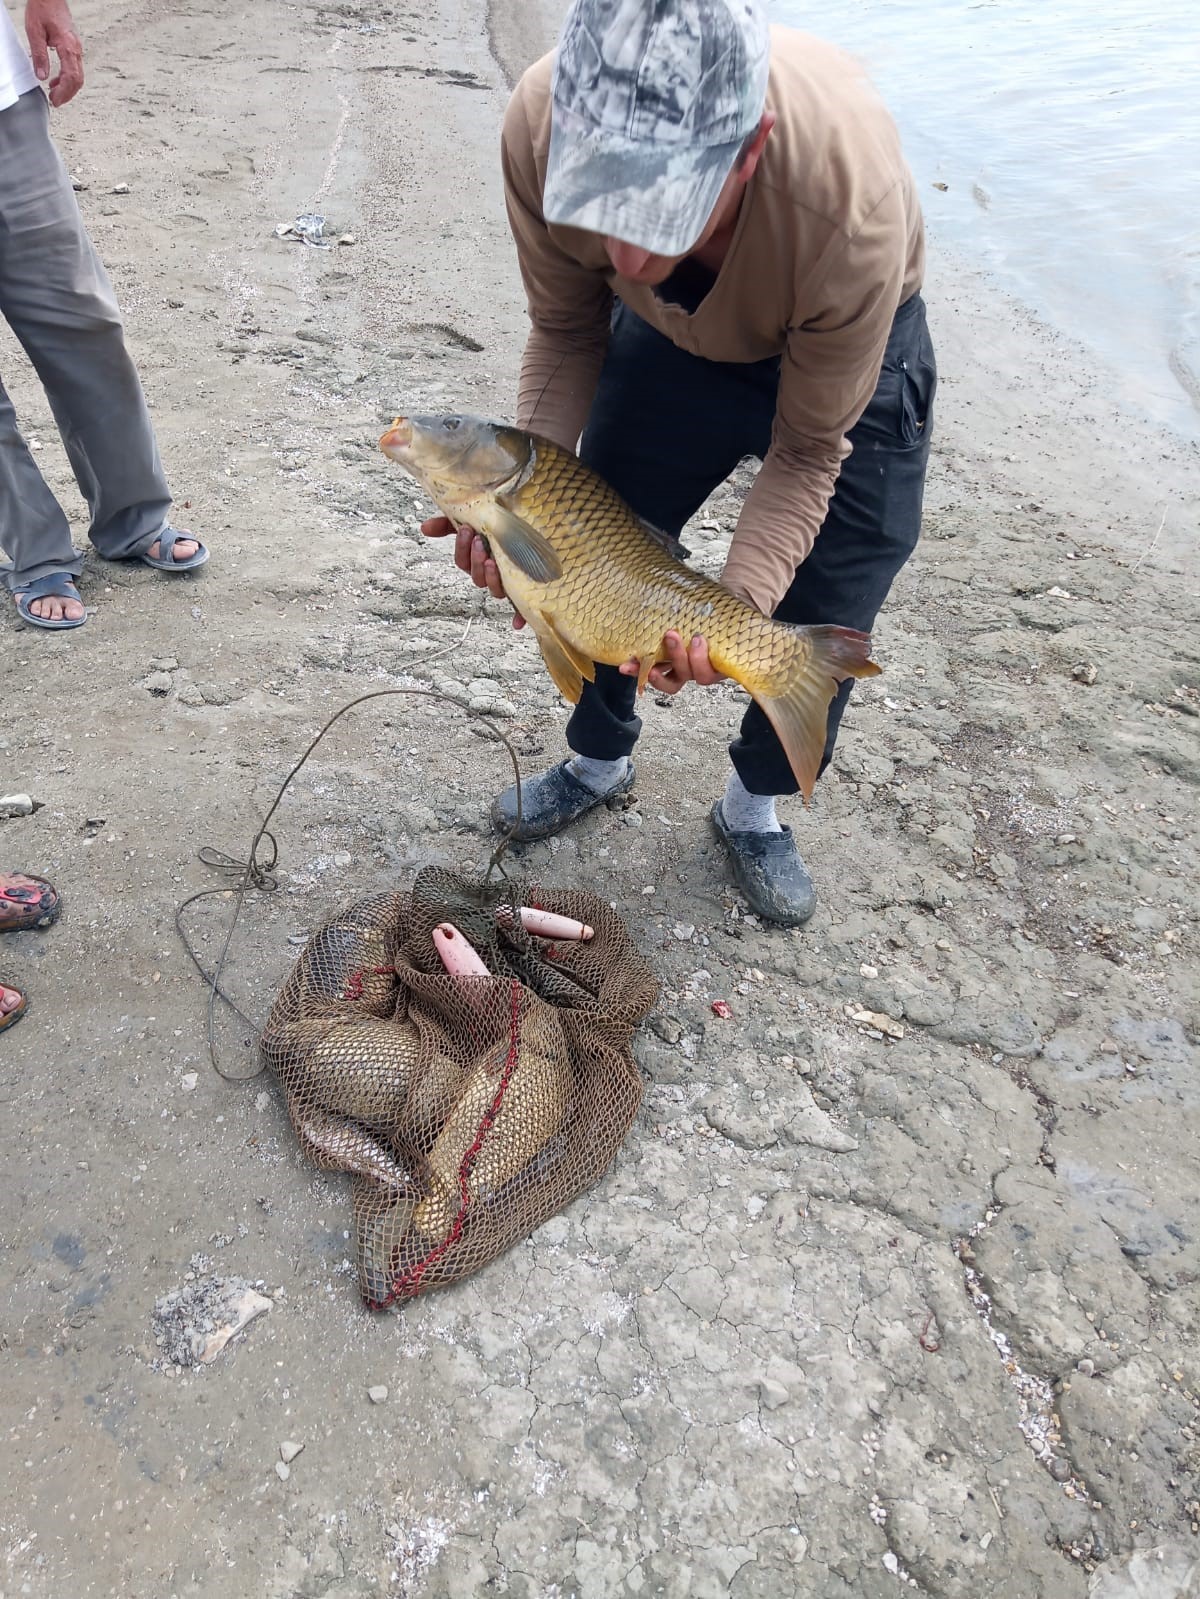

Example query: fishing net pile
[260,865,659,1307]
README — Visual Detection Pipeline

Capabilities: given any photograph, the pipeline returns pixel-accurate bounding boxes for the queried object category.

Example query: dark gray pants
[568,291,937,795]
[0,88,172,592]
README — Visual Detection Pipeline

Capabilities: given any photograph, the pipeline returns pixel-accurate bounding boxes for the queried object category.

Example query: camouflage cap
[543,0,771,258]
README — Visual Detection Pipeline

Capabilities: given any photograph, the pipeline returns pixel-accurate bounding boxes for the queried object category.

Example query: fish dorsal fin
[489,498,563,584]
[637,517,691,562]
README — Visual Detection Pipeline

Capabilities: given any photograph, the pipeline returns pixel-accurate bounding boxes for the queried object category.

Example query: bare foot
[0,982,24,1017]
[148,532,200,563]
[15,584,84,624]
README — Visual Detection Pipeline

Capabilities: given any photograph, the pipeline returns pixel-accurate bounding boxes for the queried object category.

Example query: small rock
[111,181,130,194]
[144,671,173,697]
[148,656,180,672]
[847,1006,905,1041]
[367,1384,389,1404]
[279,1440,304,1464]
[673,923,695,941]
[1072,661,1098,685]
[275,1461,291,1482]
[1076,1358,1095,1377]
[756,1378,790,1410]
[0,793,35,818]
[72,177,90,192]
[181,1073,199,1092]
[649,1015,683,1045]
[199,683,236,706]
[1048,1457,1072,1482]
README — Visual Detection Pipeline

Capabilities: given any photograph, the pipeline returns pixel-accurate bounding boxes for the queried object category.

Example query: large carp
[380,414,881,799]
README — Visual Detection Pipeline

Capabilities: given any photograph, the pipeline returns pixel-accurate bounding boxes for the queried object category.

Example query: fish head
[379,414,529,512]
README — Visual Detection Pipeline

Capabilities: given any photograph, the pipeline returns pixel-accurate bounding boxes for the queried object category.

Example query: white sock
[720,771,781,833]
[567,754,630,795]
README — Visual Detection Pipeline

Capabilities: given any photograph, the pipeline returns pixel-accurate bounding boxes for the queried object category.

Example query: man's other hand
[26,0,84,106]
[619,630,727,694]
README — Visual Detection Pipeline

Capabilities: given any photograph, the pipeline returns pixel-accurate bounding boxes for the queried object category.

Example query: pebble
[673,923,695,941]
[1076,1358,1095,1377]
[0,793,35,818]
[756,1378,790,1410]
[275,1461,291,1482]
[1049,1457,1072,1482]
[367,1384,389,1404]
[180,1073,199,1092]
[144,671,173,697]
[111,181,130,194]
[279,1440,304,1464]
[149,657,180,672]
[649,1015,683,1045]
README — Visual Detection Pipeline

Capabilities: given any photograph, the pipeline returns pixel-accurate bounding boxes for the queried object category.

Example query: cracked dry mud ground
[2,0,1199,1595]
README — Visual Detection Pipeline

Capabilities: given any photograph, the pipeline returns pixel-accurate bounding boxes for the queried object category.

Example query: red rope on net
[373,977,524,1307]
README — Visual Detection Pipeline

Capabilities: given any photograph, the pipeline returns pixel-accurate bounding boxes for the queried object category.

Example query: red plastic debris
[711,1000,732,1019]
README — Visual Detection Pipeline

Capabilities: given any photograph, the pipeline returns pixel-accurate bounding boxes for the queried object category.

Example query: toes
[0,986,22,1014]
[148,536,200,564]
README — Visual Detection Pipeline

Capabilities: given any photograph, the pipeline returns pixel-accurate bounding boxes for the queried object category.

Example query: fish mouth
[379,416,412,454]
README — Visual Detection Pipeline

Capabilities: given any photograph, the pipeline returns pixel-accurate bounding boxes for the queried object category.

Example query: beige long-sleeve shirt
[500,27,925,615]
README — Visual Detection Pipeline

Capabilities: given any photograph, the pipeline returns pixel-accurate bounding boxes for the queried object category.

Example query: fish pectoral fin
[489,501,564,584]
[532,625,586,703]
[540,612,596,685]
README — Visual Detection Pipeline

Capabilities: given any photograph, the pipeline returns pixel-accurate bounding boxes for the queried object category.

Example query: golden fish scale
[499,442,814,693]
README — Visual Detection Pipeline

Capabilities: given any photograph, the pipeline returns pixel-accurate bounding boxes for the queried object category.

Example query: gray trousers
[0,88,172,592]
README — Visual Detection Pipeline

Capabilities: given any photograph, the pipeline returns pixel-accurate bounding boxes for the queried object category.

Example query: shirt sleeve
[500,82,613,453]
[719,184,910,615]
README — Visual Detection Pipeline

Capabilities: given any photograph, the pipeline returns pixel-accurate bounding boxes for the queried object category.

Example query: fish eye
[444,417,461,432]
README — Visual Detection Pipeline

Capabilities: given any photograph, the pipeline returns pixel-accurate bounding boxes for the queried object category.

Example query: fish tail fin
[755,626,881,803]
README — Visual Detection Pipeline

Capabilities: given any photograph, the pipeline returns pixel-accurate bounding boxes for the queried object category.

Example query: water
[771,0,1200,439]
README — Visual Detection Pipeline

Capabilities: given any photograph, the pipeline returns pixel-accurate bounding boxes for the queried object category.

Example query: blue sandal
[13,572,87,630]
[140,526,209,572]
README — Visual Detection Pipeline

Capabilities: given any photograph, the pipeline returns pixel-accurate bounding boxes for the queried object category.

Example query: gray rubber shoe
[491,759,635,842]
[709,801,817,927]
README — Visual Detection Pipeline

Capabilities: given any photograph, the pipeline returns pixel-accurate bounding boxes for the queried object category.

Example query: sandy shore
[2,0,1198,1595]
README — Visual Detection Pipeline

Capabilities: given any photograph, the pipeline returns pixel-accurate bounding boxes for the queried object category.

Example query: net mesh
[260,866,659,1307]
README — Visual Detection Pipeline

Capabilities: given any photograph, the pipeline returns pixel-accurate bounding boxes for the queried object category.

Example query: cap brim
[543,113,740,259]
